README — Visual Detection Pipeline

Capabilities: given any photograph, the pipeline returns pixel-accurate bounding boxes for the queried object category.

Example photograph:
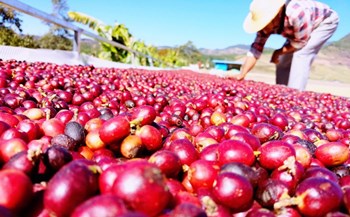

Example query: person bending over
[232,0,339,91]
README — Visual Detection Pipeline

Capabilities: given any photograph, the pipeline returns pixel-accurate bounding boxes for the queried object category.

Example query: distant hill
[199,44,250,56]
[199,33,350,59]
[309,34,350,83]
[80,34,350,83]
[325,33,350,50]
[319,33,350,68]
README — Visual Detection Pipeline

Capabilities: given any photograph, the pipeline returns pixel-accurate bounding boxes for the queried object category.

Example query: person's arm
[229,32,268,80]
[270,2,313,64]
[270,43,297,64]
[232,55,258,80]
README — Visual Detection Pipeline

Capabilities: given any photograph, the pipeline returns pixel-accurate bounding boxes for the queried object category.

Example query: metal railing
[0,0,161,66]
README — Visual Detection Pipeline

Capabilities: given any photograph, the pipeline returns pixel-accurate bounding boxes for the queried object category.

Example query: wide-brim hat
[243,0,285,33]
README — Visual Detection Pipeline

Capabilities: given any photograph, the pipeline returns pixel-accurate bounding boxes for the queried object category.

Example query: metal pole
[73,30,81,52]
[0,0,170,67]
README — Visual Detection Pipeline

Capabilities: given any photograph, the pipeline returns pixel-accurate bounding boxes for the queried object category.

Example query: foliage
[0,5,22,32]
[68,11,205,68]
[1,2,72,50]
[177,41,202,64]
[130,40,153,66]
[37,33,72,50]
[0,26,39,48]
[0,26,71,50]
[156,42,204,67]
[68,11,133,63]
[48,0,71,36]
[80,39,101,57]
[2,3,212,68]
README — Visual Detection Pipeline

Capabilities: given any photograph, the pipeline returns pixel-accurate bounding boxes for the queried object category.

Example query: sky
[18,0,350,50]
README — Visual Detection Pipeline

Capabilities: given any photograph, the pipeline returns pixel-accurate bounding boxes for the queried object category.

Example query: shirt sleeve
[288,6,313,49]
[248,31,269,59]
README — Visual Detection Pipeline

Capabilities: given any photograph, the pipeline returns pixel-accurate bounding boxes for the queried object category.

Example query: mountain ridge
[199,44,250,56]
[198,33,350,58]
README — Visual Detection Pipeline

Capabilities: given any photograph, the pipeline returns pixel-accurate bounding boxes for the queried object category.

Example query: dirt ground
[237,52,350,98]
[199,66,350,98]
[245,71,350,98]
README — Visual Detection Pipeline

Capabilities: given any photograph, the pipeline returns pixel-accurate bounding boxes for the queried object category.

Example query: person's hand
[270,49,282,64]
[227,72,246,81]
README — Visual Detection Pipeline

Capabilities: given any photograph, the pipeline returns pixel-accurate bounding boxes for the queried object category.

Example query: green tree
[18,34,40,48]
[147,45,163,67]
[68,11,138,63]
[0,26,39,48]
[131,40,162,66]
[49,0,71,36]
[68,11,210,68]
[155,41,202,67]
[0,5,22,32]
[80,39,101,57]
[38,33,72,50]
[177,41,202,65]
